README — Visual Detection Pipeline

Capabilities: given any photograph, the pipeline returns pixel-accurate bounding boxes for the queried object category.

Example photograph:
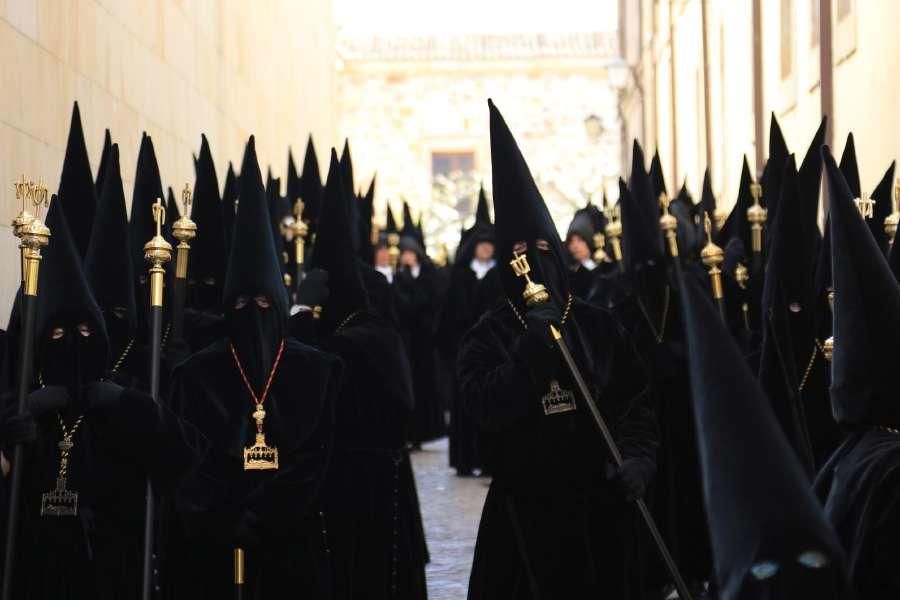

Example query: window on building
[810,0,820,47]
[431,151,477,221]
[432,152,474,177]
[781,0,794,80]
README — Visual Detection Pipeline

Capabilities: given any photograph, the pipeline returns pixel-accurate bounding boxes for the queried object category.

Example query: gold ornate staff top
[509,249,550,307]
[292,199,308,266]
[700,213,725,300]
[19,182,51,297]
[144,199,173,308]
[592,232,608,263]
[171,184,196,280]
[747,181,766,253]
[604,204,623,264]
[658,193,679,258]
[885,179,900,246]
[854,192,874,220]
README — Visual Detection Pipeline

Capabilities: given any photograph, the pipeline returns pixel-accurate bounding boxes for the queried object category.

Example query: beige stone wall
[0,0,337,323]
[623,0,899,216]
[338,63,620,252]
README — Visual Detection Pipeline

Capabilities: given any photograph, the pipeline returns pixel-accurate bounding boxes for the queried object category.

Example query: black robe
[314,311,428,600]
[0,382,198,599]
[458,298,657,599]
[437,264,502,475]
[814,428,900,597]
[395,267,446,445]
[169,338,340,599]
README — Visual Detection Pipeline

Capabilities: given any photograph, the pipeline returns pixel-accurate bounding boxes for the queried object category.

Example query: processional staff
[170,184,196,343]
[747,181,766,274]
[700,213,727,322]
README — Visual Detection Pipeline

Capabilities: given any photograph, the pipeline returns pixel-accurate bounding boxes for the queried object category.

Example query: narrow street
[410,438,490,600]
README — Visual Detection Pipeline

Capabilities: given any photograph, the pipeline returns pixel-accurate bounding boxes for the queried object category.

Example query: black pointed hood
[57,102,98,259]
[838,133,860,198]
[340,139,354,200]
[286,147,300,203]
[868,161,896,253]
[489,99,569,307]
[385,206,399,234]
[38,196,109,384]
[129,134,169,281]
[221,162,238,254]
[761,114,791,240]
[700,168,719,237]
[310,151,370,334]
[223,136,289,318]
[797,118,827,241]
[680,271,849,597]
[825,146,900,428]
[649,150,668,198]
[399,200,424,256]
[358,176,376,264]
[621,140,664,271]
[95,128,112,192]
[715,156,753,251]
[167,186,180,222]
[299,135,323,232]
[671,182,703,259]
[189,134,227,311]
[475,183,492,226]
[85,144,137,342]
[758,155,816,473]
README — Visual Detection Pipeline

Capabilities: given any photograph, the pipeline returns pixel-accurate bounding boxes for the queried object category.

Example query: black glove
[296,268,329,308]
[27,386,69,418]
[88,384,160,435]
[606,458,655,502]
[524,302,561,348]
[0,410,37,448]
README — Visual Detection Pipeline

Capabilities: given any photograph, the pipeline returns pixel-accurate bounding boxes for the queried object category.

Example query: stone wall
[0,0,337,323]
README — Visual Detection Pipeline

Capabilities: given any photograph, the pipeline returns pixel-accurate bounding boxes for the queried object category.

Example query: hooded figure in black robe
[437,186,501,476]
[169,136,340,599]
[459,101,657,599]
[395,202,447,446]
[814,146,900,597]
[221,163,238,256]
[84,143,151,392]
[565,201,608,300]
[0,197,198,599]
[609,141,711,595]
[94,129,112,193]
[680,268,853,600]
[290,151,427,600]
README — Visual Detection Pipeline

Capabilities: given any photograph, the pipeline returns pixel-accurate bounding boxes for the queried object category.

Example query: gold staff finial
[658,192,679,258]
[701,213,725,300]
[145,198,174,308]
[854,192,874,220]
[747,181,767,253]
[172,184,197,280]
[292,198,308,267]
[592,231,608,263]
[509,249,549,306]
[604,204,623,264]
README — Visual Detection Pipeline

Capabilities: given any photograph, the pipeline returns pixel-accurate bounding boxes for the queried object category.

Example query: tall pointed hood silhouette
[299,135,323,232]
[758,156,816,473]
[189,134,226,311]
[167,186,180,222]
[824,146,900,428]
[762,114,791,234]
[358,176,376,264]
[221,162,238,254]
[129,134,168,281]
[85,144,137,348]
[475,183,492,226]
[797,117,827,235]
[57,101,98,258]
[680,271,850,599]
[700,168,719,238]
[838,133,861,198]
[715,156,753,251]
[310,151,370,334]
[399,200,425,255]
[223,136,289,319]
[621,140,664,271]
[868,161,896,253]
[38,196,109,393]
[286,147,300,203]
[95,128,113,191]
[489,99,569,308]
[649,149,668,198]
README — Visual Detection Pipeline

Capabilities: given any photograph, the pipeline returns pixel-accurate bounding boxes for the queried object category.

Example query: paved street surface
[411,438,490,600]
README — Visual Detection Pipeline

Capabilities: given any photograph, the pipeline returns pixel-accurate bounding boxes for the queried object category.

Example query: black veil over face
[222,136,289,388]
[38,197,109,408]
[489,99,569,310]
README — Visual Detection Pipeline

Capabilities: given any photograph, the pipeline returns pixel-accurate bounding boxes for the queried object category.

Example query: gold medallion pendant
[41,417,82,517]
[541,380,577,415]
[230,339,285,471]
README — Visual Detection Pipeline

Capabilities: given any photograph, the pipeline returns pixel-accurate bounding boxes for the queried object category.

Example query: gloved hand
[524,301,561,348]
[606,457,655,502]
[27,386,69,418]
[88,384,160,435]
[296,268,329,308]
[0,410,37,448]
[232,509,262,549]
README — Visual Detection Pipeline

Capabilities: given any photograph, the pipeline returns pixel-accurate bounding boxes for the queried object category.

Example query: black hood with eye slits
[488,99,569,309]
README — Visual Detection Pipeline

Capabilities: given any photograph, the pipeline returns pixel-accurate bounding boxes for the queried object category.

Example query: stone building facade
[336,32,621,252]
[0,0,337,322]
